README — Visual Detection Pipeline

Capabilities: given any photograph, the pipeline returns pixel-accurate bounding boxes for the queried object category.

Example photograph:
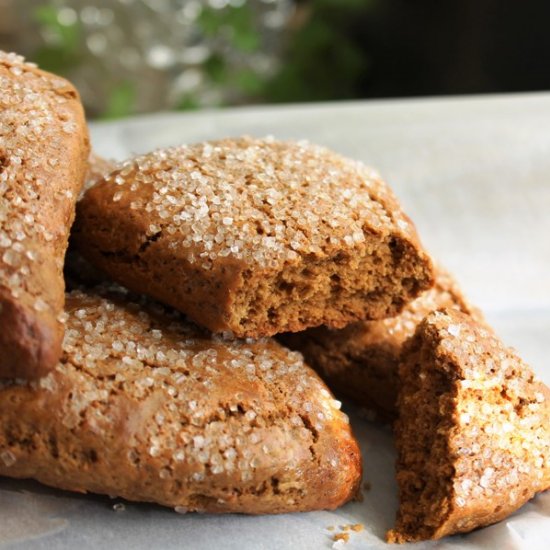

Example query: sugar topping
[426,309,549,506]
[0,50,80,307]
[86,137,415,270]
[7,284,346,484]
[0,51,37,71]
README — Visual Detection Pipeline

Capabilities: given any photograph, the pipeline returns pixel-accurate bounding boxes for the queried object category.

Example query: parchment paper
[1,94,549,549]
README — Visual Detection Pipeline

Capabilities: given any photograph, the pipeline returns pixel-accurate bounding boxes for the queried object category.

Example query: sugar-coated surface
[0,50,88,379]
[55,285,344,436]
[430,310,549,509]
[390,308,550,542]
[88,137,415,271]
[0,51,81,310]
[0,284,359,512]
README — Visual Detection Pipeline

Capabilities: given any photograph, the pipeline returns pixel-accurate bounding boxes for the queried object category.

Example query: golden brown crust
[0,51,89,379]
[0,285,361,513]
[387,309,550,543]
[281,267,483,418]
[72,138,434,338]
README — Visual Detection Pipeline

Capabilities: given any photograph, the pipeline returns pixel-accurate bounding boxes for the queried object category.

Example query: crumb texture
[0,50,89,379]
[282,267,482,418]
[73,137,434,337]
[387,309,550,543]
[0,284,361,513]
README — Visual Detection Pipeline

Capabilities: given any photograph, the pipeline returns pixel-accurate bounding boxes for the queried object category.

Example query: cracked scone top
[0,51,89,379]
[388,309,550,543]
[73,137,434,337]
[0,285,361,513]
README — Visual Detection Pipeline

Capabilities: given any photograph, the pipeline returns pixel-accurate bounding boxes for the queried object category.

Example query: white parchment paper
[1,94,549,549]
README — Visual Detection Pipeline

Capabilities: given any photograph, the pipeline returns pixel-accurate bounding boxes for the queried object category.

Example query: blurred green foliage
[267,0,372,103]
[33,5,81,73]
[30,0,374,118]
[103,82,137,119]
[194,0,374,106]
[195,4,269,108]
[199,4,260,53]
[32,4,137,118]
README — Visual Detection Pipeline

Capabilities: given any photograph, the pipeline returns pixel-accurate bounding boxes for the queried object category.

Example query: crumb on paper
[333,532,350,542]
[112,503,125,512]
[327,525,335,531]
[331,523,364,544]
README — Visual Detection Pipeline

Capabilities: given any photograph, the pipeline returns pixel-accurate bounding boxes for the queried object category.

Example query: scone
[387,309,550,543]
[72,137,434,338]
[0,285,361,513]
[281,268,482,419]
[0,51,89,379]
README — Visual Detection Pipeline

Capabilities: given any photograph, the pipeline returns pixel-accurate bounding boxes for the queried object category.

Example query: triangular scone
[0,51,89,379]
[387,309,550,543]
[282,267,483,419]
[72,137,434,338]
[0,285,361,513]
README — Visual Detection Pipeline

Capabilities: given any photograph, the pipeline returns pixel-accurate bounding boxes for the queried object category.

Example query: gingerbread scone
[0,285,361,513]
[73,137,434,338]
[281,268,482,419]
[387,309,550,543]
[0,51,89,379]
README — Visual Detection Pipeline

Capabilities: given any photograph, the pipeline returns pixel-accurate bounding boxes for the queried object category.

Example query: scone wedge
[387,309,550,542]
[0,51,89,379]
[281,267,482,419]
[73,137,434,338]
[0,285,361,513]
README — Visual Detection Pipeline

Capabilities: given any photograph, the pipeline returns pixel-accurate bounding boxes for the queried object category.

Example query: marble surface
[1,93,549,549]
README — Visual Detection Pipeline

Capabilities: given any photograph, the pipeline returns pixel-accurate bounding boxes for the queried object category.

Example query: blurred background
[2,0,550,119]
